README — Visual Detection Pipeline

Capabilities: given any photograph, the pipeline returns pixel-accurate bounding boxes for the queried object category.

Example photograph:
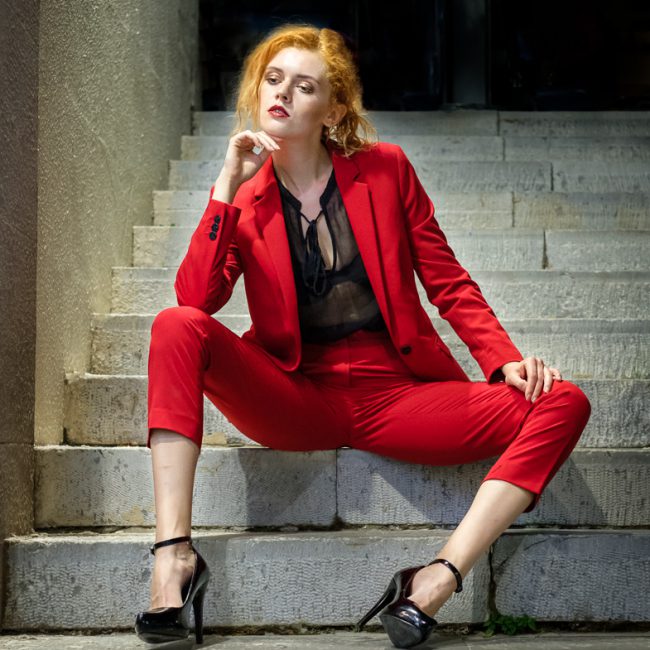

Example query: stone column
[34,0,199,444]
[0,0,39,630]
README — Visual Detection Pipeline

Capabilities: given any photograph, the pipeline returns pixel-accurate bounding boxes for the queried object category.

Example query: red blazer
[174,140,524,383]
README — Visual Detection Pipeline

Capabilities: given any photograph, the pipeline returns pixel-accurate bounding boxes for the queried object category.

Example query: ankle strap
[428,558,463,593]
[150,535,193,556]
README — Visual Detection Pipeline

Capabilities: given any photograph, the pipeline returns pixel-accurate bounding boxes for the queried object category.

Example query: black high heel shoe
[135,535,211,644]
[355,558,463,649]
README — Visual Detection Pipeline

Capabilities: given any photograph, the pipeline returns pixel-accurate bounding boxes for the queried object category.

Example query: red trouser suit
[147,142,592,513]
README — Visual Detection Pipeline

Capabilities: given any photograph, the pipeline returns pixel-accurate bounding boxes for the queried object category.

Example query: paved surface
[0,632,649,649]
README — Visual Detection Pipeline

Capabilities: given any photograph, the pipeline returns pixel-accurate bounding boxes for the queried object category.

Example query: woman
[135,23,591,648]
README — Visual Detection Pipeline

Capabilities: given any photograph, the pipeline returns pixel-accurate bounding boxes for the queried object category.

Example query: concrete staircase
[3,110,649,632]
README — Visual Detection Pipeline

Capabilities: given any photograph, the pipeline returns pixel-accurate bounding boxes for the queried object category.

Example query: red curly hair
[230,23,377,157]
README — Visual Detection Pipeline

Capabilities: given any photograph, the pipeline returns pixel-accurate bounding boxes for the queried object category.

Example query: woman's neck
[271,137,332,196]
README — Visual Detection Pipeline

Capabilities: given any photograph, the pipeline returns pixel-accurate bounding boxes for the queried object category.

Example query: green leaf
[483,612,538,637]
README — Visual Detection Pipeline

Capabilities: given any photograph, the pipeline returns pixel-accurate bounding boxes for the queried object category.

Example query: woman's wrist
[212,170,242,204]
[501,361,521,375]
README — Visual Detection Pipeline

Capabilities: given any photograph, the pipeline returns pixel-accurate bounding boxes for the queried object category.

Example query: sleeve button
[209,232,217,240]
[400,345,412,355]
[211,223,219,232]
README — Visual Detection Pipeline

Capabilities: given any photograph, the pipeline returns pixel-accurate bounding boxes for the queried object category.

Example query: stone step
[1,633,648,649]
[169,160,553,192]
[170,159,649,194]
[182,134,505,162]
[504,136,650,161]
[544,231,650,271]
[153,189,650,231]
[34,446,649,529]
[89,312,649,380]
[498,110,650,136]
[3,529,648,629]
[64,372,245,447]
[503,132,650,164]
[133,226,649,272]
[512,192,650,230]
[132,226,546,270]
[64,372,649,449]
[110,269,650,319]
[193,109,499,136]
[552,161,650,193]
[182,134,650,163]
[193,109,650,138]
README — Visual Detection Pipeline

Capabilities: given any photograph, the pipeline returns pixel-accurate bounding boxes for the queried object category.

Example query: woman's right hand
[219,129,281,187]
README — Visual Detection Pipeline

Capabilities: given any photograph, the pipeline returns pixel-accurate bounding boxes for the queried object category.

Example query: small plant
[483,612,538,637]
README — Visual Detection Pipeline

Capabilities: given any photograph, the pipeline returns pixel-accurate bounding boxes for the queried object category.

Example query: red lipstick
[269,104,289,118]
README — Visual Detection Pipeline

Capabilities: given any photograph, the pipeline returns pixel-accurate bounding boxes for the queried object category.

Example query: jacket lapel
[252,141,390,337]
[252,157,298,329]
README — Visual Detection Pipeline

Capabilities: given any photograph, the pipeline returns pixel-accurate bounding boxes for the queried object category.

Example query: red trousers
[147,306,591,512]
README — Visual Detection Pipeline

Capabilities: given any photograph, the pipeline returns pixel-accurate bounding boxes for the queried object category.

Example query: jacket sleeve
[395,145,524,383]
[174,182,243,315]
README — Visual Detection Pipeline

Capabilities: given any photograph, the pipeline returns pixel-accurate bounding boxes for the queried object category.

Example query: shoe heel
[354,577,397,631]
[193,582,208,644]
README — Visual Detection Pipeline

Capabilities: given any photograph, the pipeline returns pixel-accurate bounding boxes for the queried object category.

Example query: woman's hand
[501,358,563,403]
[219,129,281,187]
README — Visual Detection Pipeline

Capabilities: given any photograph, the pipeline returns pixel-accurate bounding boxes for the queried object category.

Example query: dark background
[199,0,650,111]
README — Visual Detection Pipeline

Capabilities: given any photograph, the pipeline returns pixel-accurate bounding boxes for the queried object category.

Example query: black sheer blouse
[273,164,387,343]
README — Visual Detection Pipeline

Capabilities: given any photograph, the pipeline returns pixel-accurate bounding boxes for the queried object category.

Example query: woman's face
[258,46,344,142]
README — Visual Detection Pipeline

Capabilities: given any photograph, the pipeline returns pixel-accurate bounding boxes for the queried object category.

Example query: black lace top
[274,164,387,343]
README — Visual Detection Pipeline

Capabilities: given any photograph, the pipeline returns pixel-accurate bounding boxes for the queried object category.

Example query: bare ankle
[407,564,460,617]
[154,542,195,562]
[417,564,457,590]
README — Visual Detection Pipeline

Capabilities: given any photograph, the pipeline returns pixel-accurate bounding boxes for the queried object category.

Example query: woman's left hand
[501,358,563,403]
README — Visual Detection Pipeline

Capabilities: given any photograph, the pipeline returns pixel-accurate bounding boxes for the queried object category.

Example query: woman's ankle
[407,564,459,617]
[154,542,195,562]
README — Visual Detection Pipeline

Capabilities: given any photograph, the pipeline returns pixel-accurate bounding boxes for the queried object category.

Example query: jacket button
[209,232,217,240]
[211,223,219,232]
[214,215,221,223]
[400,345,412,355]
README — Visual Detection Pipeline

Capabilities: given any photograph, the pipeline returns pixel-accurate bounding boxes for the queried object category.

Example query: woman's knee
[149,306,215,359]
[554,379,591,415]
[151,306,211,338]
[553,380,591,420]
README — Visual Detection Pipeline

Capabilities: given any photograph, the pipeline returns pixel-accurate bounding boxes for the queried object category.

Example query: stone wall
[35,0,200,444]
[0,0,40,629]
